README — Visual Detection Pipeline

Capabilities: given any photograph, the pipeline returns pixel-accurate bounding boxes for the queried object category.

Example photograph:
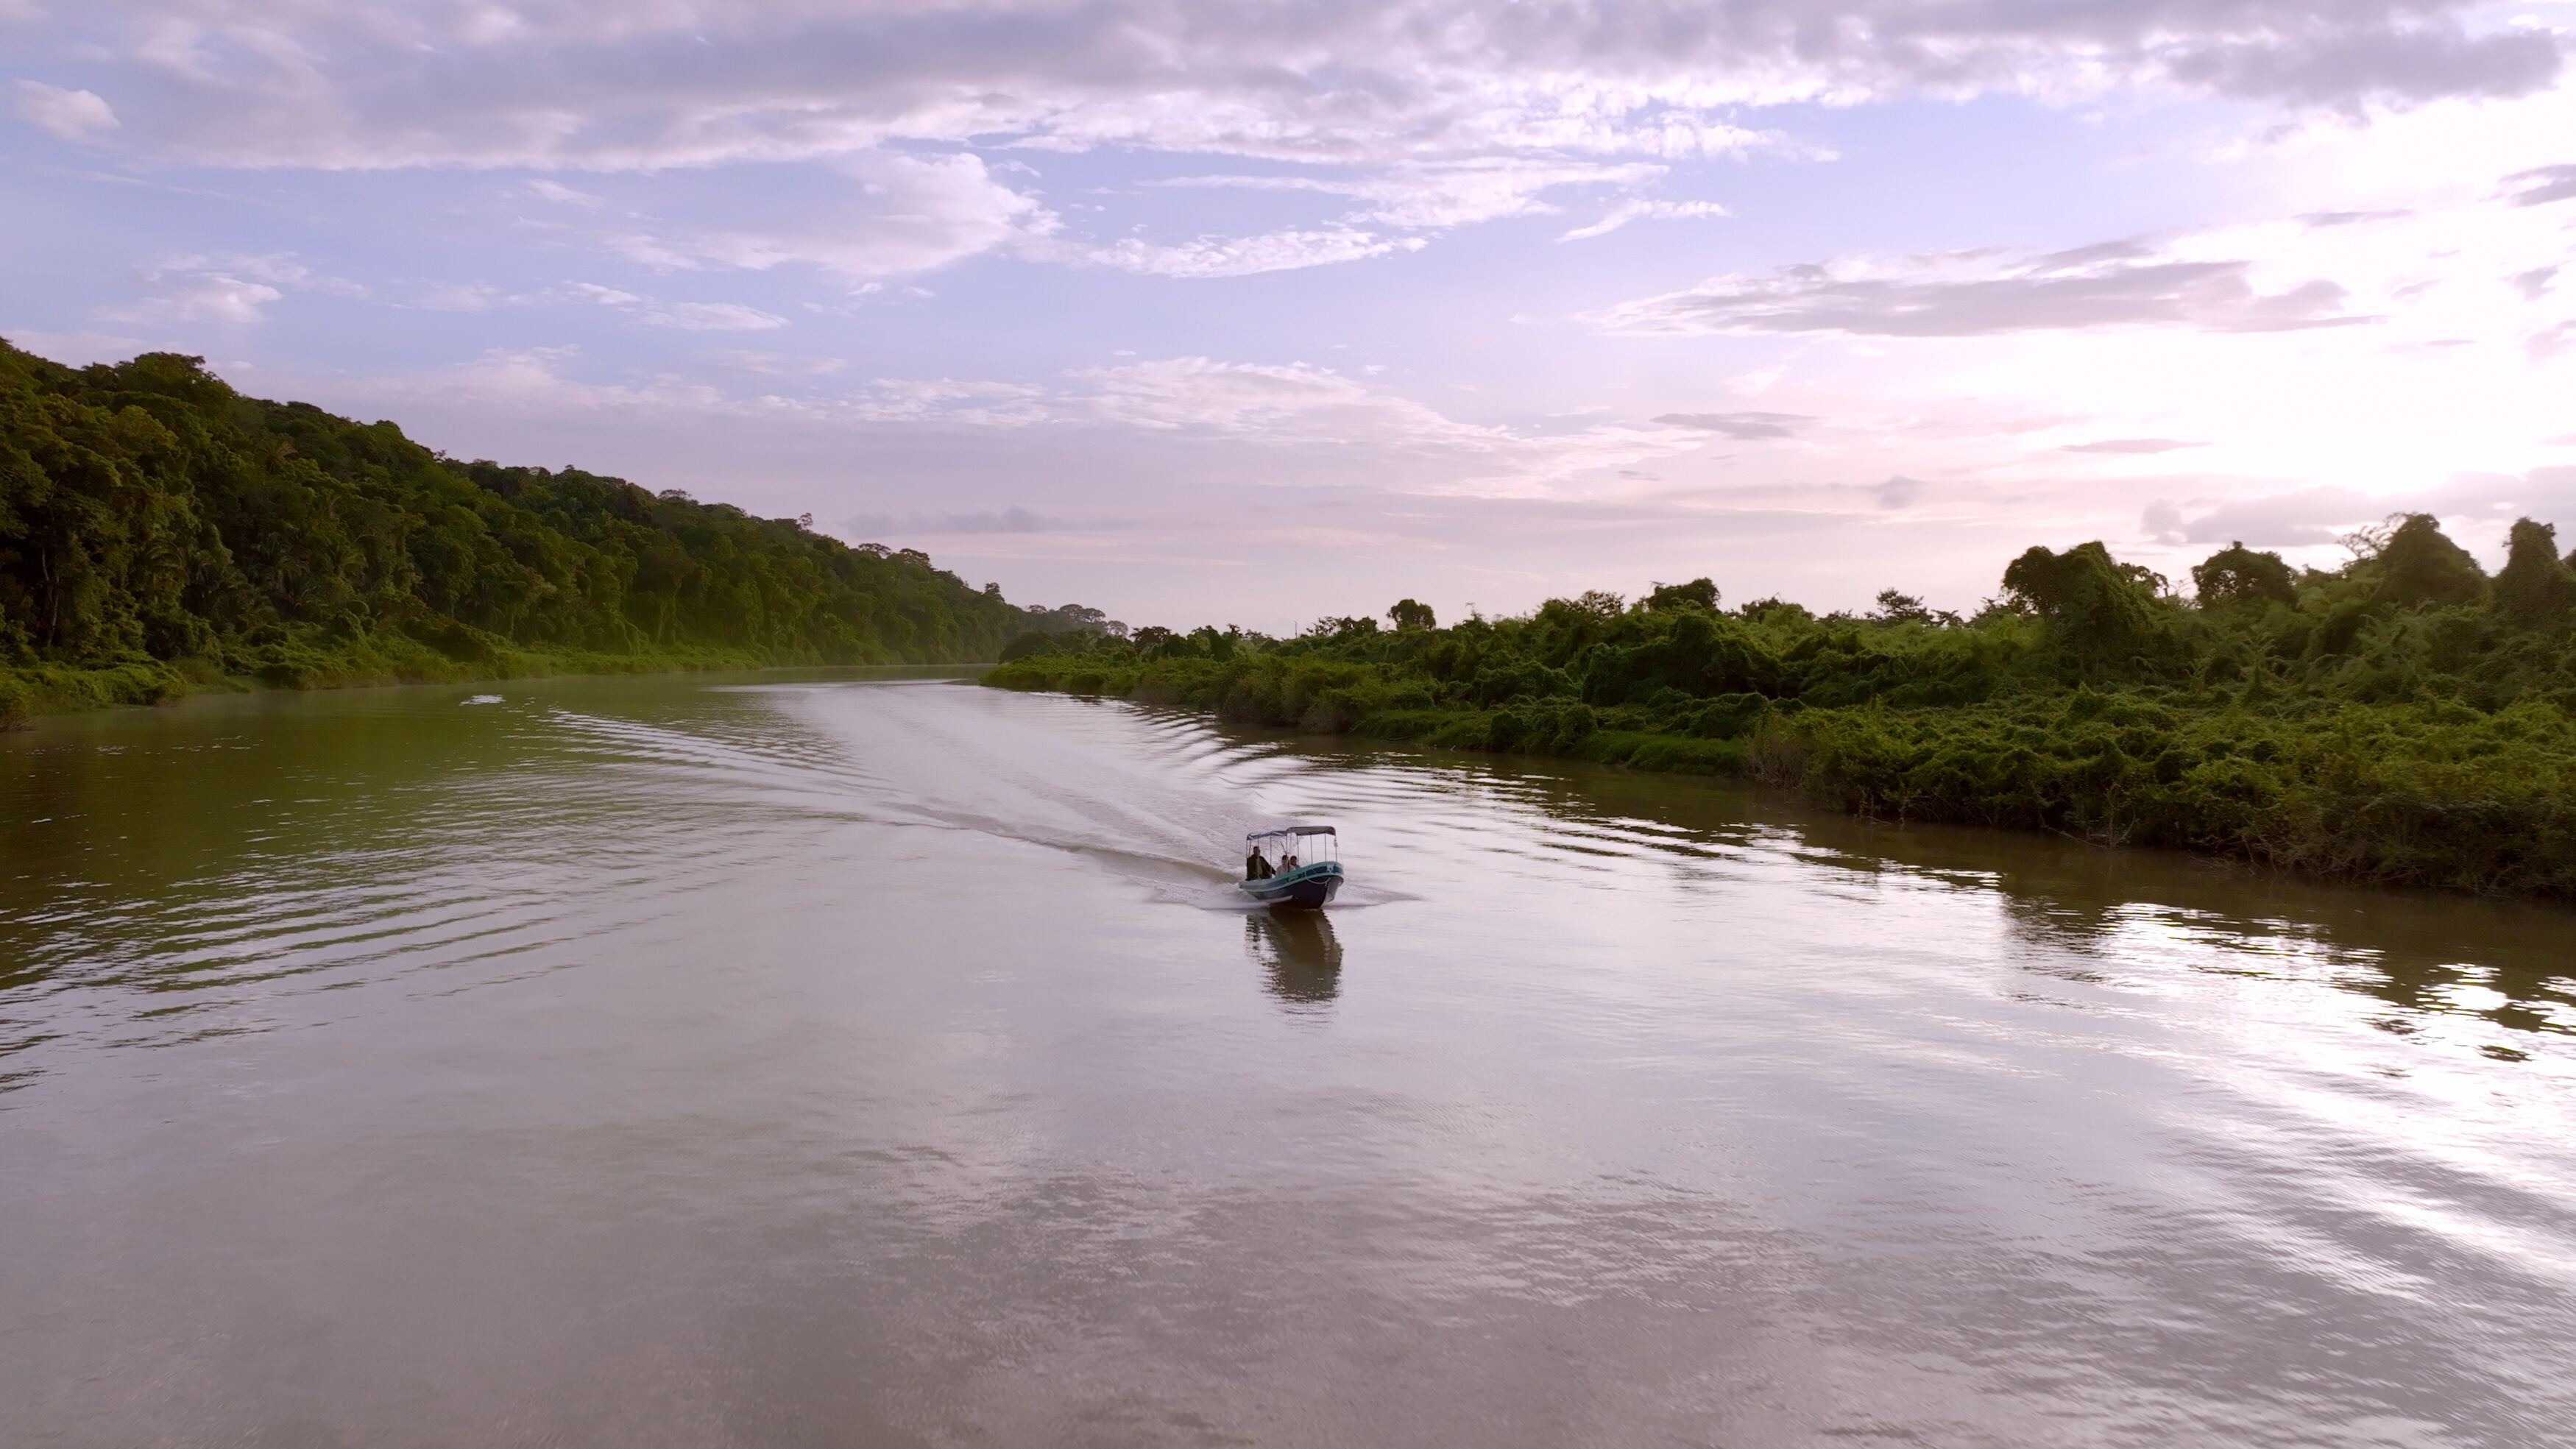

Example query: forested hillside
[991,517,2576,899]
[0,340,1061,722]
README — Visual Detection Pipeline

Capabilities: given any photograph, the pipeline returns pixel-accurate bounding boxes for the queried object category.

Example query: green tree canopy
[2371,512,2488,609]
[2191,542,2297,609]
[2494,518,2575,626]
[1643,578,1719,612]
[0,341,1070,686]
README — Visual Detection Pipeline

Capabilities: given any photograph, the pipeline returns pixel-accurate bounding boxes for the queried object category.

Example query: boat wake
[548,680,1411,910]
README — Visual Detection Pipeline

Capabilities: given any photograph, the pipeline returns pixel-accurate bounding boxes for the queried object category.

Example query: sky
[6,1,2576,631]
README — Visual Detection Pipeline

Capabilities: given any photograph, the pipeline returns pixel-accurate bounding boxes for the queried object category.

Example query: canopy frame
[1245,823,1337,840]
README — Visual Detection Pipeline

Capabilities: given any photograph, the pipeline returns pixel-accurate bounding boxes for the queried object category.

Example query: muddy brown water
[3,673,2571,1448]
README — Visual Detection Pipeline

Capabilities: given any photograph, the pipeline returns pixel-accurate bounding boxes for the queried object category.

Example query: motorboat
[1239,823,1342,910]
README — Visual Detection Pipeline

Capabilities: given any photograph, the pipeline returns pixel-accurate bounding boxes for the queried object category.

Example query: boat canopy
[1245,823,1336,840]
[1245,823,1337,865]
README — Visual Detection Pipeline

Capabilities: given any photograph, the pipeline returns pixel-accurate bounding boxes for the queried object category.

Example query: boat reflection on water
[1244,908,1342,1007]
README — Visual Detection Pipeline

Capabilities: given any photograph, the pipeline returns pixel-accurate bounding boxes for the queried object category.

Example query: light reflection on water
[1,673,2572,1448]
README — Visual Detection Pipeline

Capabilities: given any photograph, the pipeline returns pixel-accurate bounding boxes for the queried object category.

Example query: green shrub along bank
[988,527,2576,899]
[0,340,1092,726]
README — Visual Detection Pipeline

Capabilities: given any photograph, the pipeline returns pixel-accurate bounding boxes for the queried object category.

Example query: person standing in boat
[1245,846,1273,880]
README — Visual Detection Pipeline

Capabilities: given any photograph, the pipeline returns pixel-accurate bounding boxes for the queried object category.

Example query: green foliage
[1751,694,2576,897]
[0,341,1058,712]
[1387,597,1437,631]
[1642,578,1719,612]
[2370,512,2488,609]
[2191,542,2298,609]
[2002,541,2182,676]
[2494,519,2576,628]
[1869,589,1934,625]
[991,517,2576,899]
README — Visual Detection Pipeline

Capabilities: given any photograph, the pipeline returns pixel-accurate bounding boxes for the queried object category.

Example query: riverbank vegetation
[0,340,1078,726]
[988,521,2576,898]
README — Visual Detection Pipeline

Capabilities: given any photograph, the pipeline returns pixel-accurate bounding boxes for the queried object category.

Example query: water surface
[3,674,2572,1448]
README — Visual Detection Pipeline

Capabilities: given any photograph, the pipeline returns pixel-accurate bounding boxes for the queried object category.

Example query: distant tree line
[991,514,2576,899]
[0,341,1078,719]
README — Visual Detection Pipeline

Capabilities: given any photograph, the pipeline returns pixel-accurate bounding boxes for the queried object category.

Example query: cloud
[609,152,1045,281]
[552,282,784,330]
[1061,355,1712,492]
[2299,208,2412,228]
[1560,198,1730,242]
[843,377,1055,427]
[2142,467,2576,551]
[106,274,279,325]
[2162,24,2560,110]
[1154,160,1674,231]
[712,350,846,378]
[366,347,1701,494]
[2532,320,2576,364]
[2511,266,2560,301]
[49,1,2565,177]
[0,327,149,366]
[1083,229,1427,279]
[2142,487,2381,547]
[405,282,500,311]
[1599,241,2374,337]
[649,301,788,332]
[1875,475,1928,510]
[12,79,115,140]
[846,506,1063,537]
[2063,438,2207,454]
[1121,160,1700,271]
[523,178,601,207]
[2502,163,2576,207]
[1652,411,1808,439]
[101,252,358,324]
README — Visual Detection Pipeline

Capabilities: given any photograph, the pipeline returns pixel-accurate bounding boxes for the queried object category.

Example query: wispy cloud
[2062,438,2207,454]
[1082,229,1427,279]
[103,252,361,324]
[1652,411,1808,440]
[1560,199,1730,241]
[650,301,788,332]
[846,506,1064,536]
[2143,469,2576,549]
[1599,239,2373,337]
[557,283,787,331]
[606,152,1047,282]
[712,350,846,378]
[2143,488,2379,547]
[523,178,601,208]
[50,1,2564,174]
[2503,163,2576,208]
[404,282,501,312]
[12,80,115,141]
[1152,160,1671,231]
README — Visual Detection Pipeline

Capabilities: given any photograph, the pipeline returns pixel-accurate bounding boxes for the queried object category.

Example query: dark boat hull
[1238,862,1342,910]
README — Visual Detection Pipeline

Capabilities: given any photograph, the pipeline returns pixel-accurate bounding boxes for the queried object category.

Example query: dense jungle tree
[0,340,1069,712]
[991,511,2576,898]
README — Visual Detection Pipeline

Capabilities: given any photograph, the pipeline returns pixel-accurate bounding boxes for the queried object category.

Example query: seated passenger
[1281,854,1298,871]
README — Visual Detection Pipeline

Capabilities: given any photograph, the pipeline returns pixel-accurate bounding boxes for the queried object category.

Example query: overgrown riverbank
[988,525,2576,899]
[0,644,793,728]
[1,340,1089,728]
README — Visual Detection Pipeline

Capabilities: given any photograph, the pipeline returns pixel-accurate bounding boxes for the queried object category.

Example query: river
[3,673,2572,1448]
